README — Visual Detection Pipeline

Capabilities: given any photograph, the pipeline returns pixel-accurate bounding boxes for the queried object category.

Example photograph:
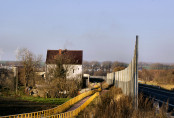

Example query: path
[65,90,108,113]
[66,90,108,112]
[66,96,91,112]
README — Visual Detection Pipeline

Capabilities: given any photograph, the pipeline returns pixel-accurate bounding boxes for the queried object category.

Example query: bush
[139,69,174,85]
[78,87,169,118]
[0,69,15,91]
[43,78,82,98]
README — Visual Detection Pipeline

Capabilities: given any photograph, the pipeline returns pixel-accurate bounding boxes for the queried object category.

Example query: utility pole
[135,35,139,109]
[16,67,18,94]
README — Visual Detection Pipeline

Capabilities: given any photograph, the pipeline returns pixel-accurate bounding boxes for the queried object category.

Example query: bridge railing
[46,92,100,118]
[0,90,95,118]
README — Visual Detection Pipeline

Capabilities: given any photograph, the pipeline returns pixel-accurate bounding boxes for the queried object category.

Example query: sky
[0,0,174,63]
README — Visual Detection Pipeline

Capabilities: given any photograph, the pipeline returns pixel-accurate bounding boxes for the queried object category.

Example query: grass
[0,95,70,116]
[0,88,71,105]
[77,87,170,118]
[0,89,71,116]
[139,80,174,91]
[138,69,174,91]
[16,95,71,105]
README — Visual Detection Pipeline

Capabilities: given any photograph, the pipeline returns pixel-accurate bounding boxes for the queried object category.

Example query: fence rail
[0,90,95,118]
[46,92,99,118]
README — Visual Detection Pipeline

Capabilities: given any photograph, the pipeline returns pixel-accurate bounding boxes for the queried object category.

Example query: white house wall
[64,64,82,79]
[46,64,82,80]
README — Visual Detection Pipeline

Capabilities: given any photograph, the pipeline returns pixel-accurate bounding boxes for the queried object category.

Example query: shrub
[139,69,174,84]
[78,87,169,118]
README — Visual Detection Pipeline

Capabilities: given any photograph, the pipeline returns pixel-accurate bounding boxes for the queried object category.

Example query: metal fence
[106,36,138,107]
[0,90,95,118]
[46,92,99,118]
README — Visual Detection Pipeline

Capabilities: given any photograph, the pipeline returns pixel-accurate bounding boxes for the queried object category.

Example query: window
[73,69,75,73]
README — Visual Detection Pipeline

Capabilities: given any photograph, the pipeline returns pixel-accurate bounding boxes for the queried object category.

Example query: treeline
[139,62,174,70]
[83,61,174,76]
[83,61,128,76]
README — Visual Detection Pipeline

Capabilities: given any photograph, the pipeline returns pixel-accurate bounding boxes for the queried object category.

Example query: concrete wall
[113,59,135,96]
[106,36,138,107]
[106,73,115,85]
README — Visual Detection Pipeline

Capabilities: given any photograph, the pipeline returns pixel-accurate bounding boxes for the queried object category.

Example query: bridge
[83,75,106,83]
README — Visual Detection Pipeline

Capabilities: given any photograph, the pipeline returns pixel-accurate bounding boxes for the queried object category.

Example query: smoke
[63,40,73,49]
[0,48,4,60]
[13,47,20,60]
[14,47,19,54]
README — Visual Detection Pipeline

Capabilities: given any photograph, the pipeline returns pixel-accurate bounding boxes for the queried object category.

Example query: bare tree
[94,70,106,76]
[17,48,42,87]
[102,61,112,72]
[47,53,82,98]
[139,69,153,81]
[111,61,127,70]
[90,61,100,69]
[83,61,90,69]
[112,66,126,72]
[48,53,74,80]
[149,63,171,70]
[0,68,15,90]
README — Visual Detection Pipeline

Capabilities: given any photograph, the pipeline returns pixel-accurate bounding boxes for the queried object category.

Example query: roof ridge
[47,49,82,51]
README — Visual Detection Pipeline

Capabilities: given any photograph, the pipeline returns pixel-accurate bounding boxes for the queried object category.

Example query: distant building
[46,49,83,80]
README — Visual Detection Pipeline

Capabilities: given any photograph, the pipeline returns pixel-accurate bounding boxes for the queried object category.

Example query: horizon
[0,60,174,65]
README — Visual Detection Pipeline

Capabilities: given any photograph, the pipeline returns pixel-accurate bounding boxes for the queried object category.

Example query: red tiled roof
[46,49,83,64]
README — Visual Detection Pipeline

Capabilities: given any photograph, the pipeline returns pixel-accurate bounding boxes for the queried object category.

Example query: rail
[46,92,99,118]
[0,90,95,118]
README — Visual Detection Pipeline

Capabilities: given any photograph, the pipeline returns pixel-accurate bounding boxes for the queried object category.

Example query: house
[46,49,83,80]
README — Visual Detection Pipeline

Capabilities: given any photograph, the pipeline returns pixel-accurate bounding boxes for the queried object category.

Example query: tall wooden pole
[135,35,139,109]
[15,67,18,94]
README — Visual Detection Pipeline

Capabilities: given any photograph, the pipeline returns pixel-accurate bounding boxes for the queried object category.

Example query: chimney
[59,49,62,55]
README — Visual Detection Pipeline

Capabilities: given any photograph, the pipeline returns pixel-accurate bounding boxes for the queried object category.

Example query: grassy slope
[77,87,169,118]
[139,80,174,91]
[0,91,71,116]
[16,95,70,105]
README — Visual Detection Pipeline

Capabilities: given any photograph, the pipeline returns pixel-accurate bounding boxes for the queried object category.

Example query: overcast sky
[0,0,174,63]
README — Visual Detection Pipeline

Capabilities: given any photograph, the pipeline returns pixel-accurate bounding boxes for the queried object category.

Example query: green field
[16,95,71,105]
[0,95,71,116]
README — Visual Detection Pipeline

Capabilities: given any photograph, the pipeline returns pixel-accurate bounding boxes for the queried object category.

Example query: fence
[0,90,95,118]
[106,36,138,107]
[46,92,100,118]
